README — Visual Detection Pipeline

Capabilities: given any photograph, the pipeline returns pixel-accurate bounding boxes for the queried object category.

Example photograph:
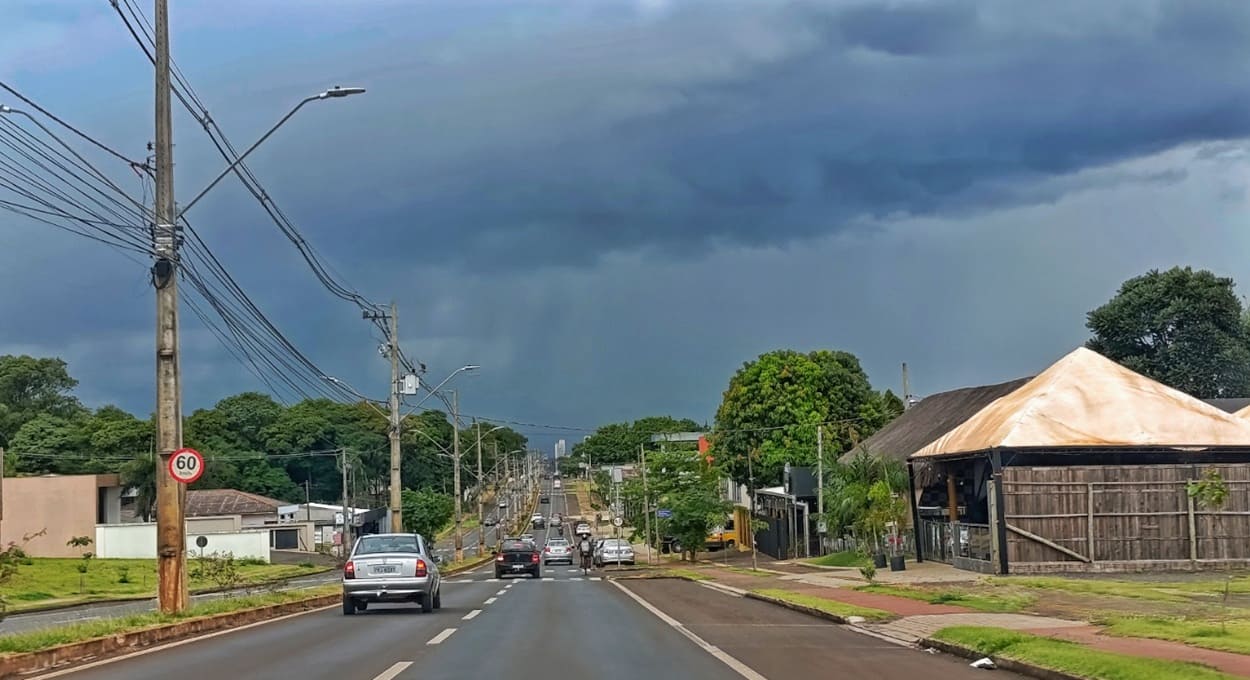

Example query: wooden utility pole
[816,425,824,556]
[152,0,189,615]
[641,443,652,565]
[387,304,401,531]
[452,390,463,561]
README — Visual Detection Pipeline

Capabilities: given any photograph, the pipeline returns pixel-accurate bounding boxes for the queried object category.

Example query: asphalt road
[28,478,1019,680]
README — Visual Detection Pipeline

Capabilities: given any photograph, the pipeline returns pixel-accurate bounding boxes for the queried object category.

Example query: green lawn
[857,584,1033,613]
[664,568,712,581]
[804,551,869,568]
[1101,616,1250,656]
[753,588,892,621]
[0,586,338,656]
[2,558,325,612]
[933,626,1236,680]
[1001,576,1240,604]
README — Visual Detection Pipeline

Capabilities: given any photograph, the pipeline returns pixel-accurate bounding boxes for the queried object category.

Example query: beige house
[186,489,285,527]
[1,474,123,558]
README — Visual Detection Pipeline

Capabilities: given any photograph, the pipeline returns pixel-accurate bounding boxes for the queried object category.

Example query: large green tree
[712,349,901,487]
[572,415,703,466]
[400,489,454,540]
[1086,267,1250,398]
[0,355,83,446]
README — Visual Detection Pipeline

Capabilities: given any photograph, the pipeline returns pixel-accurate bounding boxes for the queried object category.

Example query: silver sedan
[342,533,442,615]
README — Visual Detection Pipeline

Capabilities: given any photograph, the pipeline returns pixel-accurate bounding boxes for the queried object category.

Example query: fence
[96,524,271,561]
[920,519,992,571]
[1002,464,1250,570]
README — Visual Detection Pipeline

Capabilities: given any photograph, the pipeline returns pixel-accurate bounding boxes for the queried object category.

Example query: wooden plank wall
[1002,464,1250,565]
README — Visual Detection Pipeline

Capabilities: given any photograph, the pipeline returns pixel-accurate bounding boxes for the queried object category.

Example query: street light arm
[401,365,478,418]
[176,87,364,218]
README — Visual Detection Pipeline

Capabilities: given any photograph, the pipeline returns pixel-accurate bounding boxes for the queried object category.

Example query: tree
[645,449,730,561]
[572,416,703,467]
[1086,267,1250,398]
[713,349,899,487]
[0,355,83,446]
[401,489,454,540]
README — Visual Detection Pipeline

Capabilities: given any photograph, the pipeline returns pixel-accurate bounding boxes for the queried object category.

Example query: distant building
[555,439,566,458]
[1,474,122,557]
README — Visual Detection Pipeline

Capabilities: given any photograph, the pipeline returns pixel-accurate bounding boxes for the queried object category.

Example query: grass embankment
[753,588,892,621]
[0,585,339,656]
[435,516,482,542]
[857,584,1033,613]
[1100,616,1250,656]
[4,558,324,612]
[1004,575,1250,603]
[804,551,868,568]
[663,568,712,581]
[932,626,1237,680]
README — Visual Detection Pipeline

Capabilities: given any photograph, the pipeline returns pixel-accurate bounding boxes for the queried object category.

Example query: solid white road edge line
[27,603,339,679]
[372,661,413,680]
[610,581,769,680]
[427,628,457,645]
[462,609,482,621]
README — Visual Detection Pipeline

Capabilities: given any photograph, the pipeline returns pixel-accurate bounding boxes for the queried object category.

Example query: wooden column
[946,471,958,522]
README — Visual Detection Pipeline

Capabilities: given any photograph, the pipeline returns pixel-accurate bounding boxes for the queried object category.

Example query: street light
[403,365,479,417]
[177,86,366,217]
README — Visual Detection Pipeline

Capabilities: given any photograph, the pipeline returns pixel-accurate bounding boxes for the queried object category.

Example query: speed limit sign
[168,448,205,484]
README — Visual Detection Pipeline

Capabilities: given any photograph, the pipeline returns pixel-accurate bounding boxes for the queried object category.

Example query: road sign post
[168,448,205,485]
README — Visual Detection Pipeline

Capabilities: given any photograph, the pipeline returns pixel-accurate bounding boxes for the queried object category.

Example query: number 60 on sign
[168,448,205,484]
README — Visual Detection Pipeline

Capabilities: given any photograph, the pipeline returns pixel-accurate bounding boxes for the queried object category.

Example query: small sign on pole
[168,448,205,484]
[613,516,623,527]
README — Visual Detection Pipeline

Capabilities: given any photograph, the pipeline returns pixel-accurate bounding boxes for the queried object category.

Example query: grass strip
[1100,616,1250,656]
[932,626,1237,680]
[803,551,868,568]
[0,586,339,656]
[753,588,892,621]
[857,584,1033,613]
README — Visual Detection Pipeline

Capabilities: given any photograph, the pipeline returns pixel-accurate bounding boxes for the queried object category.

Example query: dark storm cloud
[253,0,1250,272]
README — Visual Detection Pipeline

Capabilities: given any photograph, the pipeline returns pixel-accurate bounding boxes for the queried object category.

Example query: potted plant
[868,481,908,571]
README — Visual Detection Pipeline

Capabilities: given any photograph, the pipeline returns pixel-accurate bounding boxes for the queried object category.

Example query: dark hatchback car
[494,538,541,579]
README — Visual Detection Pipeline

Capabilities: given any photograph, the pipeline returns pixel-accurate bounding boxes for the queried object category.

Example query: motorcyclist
[577,535,593,570]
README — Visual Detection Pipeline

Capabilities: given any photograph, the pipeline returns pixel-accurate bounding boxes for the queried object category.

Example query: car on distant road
[521,532,535,541]
[341,533,442,615]
[553,479,562,489]
[543,538,573,565]
[540,495,550,504]
[531,513,546,529]
[594,538,635,567]
[575,522,591,536]
[495,538,541,578]
[484,517,498,527]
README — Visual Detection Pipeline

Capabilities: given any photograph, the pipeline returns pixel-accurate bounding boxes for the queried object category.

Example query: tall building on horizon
[554,439,566,458]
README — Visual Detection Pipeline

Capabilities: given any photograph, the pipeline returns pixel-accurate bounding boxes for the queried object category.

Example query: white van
[553,479,562,489]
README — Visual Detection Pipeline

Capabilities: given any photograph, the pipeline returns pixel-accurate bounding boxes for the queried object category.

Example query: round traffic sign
[613,516,623,527]
[168,448,205,484]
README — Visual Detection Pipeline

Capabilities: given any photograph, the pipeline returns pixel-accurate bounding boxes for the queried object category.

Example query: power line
[0,79,150,172]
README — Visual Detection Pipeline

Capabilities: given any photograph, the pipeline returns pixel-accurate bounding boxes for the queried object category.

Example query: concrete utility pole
[340,451,351,556]
[641,443,652,565]
[817,425,824,556]
[452,390,463,562]
[476,420,484,555]
[152,0,189,615]
[362,303,402,531]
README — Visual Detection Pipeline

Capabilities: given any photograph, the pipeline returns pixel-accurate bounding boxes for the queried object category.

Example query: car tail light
[531,553,540,563]
[544,546,550,552]
[415,559,428,577]
[344,561,355,579]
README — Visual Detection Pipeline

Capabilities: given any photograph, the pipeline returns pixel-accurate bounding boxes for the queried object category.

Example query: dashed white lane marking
[372,662,412,680]
[542,577,554,581]
[505,583,515,589]
[462,609,482,621]
[484,597,497,604]
[566,569,578,573]
[612,582,767,680]
[570,577,583,581]
[486,578,500,582]
[495,589,507,595]
[443,579,473,584]
[427,628,457,645]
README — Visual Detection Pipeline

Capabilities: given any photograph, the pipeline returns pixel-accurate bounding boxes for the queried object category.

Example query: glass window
[355,535,420,555]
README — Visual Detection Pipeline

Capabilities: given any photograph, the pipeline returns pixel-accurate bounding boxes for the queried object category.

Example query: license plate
[511,564,526,570]
[373,566,398,574]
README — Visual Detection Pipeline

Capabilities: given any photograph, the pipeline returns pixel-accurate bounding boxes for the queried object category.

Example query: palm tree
[121,449,157,522]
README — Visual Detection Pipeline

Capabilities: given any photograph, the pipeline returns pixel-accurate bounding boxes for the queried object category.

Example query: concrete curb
[0,594,338,679]
[741,591,854,625]
[919,638,1085,680]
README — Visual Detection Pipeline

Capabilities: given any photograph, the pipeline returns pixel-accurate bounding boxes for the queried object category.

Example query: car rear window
[501,539,533,551]
[355,535,420,555]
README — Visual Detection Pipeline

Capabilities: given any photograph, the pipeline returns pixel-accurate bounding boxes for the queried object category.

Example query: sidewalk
[677,560,1250,678]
